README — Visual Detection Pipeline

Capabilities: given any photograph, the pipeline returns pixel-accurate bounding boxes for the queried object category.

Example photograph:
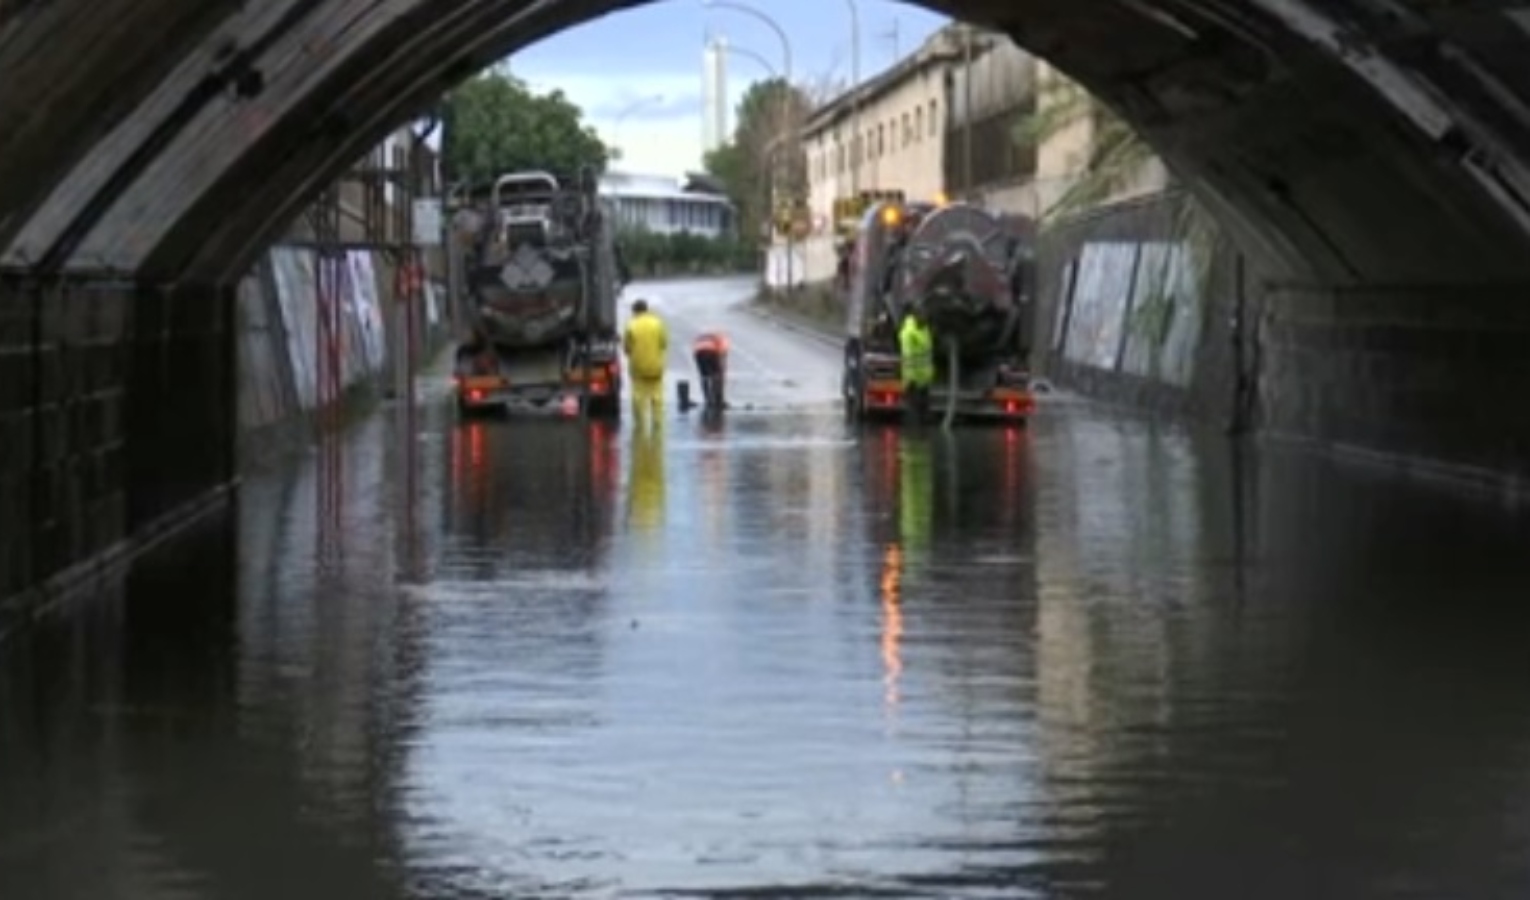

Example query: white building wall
[798,41,957,284]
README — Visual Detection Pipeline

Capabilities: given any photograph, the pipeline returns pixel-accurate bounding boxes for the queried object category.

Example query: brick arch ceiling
[2,0,1530,287]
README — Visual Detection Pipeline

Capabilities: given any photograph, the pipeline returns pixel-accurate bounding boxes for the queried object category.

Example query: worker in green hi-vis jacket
[898,305,935,425]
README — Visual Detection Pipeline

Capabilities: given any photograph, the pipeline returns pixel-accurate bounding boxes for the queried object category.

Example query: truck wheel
[842,353,864,422]
[586,395,621,420]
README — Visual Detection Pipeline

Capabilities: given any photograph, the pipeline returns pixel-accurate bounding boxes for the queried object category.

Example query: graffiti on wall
[347,251,387,370]
[267,246,388,411]
[1058,239,1204,387]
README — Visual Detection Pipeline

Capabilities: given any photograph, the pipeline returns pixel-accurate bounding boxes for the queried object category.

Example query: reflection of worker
[692,331,729,411]
[627,428,666,534]
[622,298,667,427]
[456,323,498,375]
[899,435,933,554]
[898,305,934,424]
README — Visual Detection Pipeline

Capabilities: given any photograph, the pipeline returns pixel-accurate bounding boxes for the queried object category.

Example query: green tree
[441,72,613,185]
[1013,76,1218,274]
[704,78,813,245]
[1013,76,1222,350]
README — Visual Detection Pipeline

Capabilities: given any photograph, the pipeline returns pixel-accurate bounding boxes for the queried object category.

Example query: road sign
[413,198,442,245]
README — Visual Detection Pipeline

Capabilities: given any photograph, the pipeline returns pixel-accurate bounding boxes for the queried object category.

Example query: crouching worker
[692,331,729,411]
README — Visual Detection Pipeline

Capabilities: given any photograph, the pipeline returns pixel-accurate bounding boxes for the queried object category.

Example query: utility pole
[962,24,974,198]
[846,0,861,196]
[879,20,900,64]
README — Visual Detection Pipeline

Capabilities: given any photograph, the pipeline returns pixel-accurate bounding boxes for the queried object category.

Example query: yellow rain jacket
[623,311,668,381]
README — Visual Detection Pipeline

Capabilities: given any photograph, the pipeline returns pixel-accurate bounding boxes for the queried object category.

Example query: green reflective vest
[898,316,935,387]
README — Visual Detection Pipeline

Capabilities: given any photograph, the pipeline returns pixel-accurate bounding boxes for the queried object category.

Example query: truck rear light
[469,390,484,401]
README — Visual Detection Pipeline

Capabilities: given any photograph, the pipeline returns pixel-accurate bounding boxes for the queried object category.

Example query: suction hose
[941,338,959,431]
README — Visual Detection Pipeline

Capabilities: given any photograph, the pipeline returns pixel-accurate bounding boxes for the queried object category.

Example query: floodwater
[5,277,1530,899]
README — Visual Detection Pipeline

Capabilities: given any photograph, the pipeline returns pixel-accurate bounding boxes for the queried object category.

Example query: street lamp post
[723,43,778,78]
[845,0,861,195]
[703,0,791,84]
[611,94,664,157]
[704,0,797,291]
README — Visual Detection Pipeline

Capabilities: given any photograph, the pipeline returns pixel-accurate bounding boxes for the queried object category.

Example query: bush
[617,227,758,277]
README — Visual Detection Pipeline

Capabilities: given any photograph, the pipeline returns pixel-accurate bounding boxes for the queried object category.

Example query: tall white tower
[702,35,729,152]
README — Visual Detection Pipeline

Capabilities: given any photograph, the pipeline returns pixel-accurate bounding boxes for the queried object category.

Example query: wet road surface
[6,276,1530,898]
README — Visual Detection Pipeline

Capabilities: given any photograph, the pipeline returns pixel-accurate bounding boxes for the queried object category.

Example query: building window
[902,112,911,147]
[929,99,938,135]
[877,123,885,156]
[915,107,923,141]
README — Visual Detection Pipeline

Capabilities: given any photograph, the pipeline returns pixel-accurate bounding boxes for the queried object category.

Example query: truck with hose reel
[453,168,625,418]
[840,199,1037,425]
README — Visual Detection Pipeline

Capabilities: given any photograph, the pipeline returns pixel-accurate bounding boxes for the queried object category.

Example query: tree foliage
[618,227,756,276]
[442,72,613,185]
[1012,75,1220,295]
[1011,78,1158,220]
[703,78,814,244]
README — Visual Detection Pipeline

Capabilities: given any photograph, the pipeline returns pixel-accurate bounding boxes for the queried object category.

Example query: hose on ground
[941,338,959,431]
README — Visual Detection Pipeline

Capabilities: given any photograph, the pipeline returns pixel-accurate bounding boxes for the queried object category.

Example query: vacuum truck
[840,198,1037,424]
[453,167,625,418]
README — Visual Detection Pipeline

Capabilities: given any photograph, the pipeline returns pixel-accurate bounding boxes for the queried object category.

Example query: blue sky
[507,0,951,176]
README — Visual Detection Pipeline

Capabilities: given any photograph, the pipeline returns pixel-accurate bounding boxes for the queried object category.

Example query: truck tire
[842,342,864,422]
[586,394,621,420]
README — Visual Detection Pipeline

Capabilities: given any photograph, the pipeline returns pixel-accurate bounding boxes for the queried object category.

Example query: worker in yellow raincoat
[622,298,668,427]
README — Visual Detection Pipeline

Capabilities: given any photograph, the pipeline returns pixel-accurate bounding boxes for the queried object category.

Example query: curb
[744,304,842,349]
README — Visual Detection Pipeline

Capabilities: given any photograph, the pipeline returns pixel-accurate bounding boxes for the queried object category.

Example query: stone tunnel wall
[1034,191,1530,492]
[0,277,235,628]
[0,245,452,631]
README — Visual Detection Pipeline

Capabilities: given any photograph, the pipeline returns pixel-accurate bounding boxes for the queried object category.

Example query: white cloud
[514,69,763,178]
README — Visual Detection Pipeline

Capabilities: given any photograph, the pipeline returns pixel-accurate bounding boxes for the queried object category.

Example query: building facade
[599,170,734,238]
[797,26,967,283]
[944,27,1040,214]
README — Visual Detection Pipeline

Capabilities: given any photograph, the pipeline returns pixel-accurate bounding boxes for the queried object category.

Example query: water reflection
[441,418,621,575]
[626,427,667,539]
[11,401,1530,898]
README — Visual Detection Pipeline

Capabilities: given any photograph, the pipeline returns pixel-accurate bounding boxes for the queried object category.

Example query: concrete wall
[1033,191,1242,427]
[1035,190,1530,490]
[236,244,451,448]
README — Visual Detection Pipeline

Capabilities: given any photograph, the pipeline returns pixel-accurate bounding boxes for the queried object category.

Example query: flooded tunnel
[6,5,1530,893]
[5,0,1530,601]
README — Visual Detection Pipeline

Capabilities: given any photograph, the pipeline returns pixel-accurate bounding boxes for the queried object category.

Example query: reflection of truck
[840,199,1036,424]
[453,168,625,418]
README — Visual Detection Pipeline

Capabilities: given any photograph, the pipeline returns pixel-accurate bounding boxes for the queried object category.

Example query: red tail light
[469,390,484,401]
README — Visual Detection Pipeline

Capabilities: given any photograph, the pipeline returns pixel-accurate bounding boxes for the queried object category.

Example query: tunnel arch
[3,0,1530,290]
